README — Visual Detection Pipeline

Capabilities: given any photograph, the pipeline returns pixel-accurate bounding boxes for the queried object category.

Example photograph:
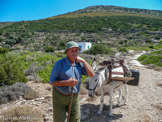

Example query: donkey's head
[88,59,107,98]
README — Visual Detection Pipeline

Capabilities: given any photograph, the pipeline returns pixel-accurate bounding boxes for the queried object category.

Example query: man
[49,41,95,122]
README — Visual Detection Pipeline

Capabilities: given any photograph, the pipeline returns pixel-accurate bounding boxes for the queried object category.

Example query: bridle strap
[88,73,100,92]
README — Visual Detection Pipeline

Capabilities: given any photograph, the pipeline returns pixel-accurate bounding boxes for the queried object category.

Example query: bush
[0,105,44,122]
[0,48,8,54]
[0,51,64,84]
[138,54,162,67]
[118,47,128,52]
[2,44,11,49]
[37,65,53,83]
[23,88,40,100]
[0,61,28,86]
[0,30,3,35]
[151,50,162,55]
[0,82,39,104]
[44,45,55,52]
[84,44,111,55]
[137,55,148,61]
[57,40,66,50]
[155,36,160,40]
[142,56,162,66]
[5,39,16,46]
[0,37,3,42]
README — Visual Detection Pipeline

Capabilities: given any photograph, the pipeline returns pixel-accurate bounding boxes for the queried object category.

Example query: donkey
[88,59,132,117]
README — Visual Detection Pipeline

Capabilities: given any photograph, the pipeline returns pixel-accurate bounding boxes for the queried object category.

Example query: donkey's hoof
[109,113,113,118]
[97,111,101,115]
[124,102,128,105]
[109,116,113,120]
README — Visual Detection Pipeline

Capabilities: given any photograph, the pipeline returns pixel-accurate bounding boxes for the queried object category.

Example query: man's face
[66,47,79,61]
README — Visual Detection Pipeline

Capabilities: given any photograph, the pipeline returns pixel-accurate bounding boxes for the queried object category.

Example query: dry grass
[0,105,44,122]
[0,82,39,104]
[24,88,40,100]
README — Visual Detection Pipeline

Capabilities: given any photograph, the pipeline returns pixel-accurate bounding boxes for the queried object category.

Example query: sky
[0,0,162,22]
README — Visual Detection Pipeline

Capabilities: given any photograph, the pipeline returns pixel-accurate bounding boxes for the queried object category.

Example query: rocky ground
[0,52,162,122]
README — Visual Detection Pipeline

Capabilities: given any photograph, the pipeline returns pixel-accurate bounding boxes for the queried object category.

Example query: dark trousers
[52,87,80,122]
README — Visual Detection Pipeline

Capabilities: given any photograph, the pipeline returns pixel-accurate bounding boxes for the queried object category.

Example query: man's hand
[68,78,78,87]
[75,56,95,77]
[75,56,85,63]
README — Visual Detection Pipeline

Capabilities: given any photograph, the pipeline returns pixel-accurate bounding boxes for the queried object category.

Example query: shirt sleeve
[80,62,88,76]
[49,61,61,84]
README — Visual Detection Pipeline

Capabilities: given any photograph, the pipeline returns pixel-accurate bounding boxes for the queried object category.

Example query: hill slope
[0,5,162,51]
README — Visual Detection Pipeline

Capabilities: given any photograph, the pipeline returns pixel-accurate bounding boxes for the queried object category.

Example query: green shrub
[151,50,162,54]
[84,44,111,55]
[0,61,28,85]
[5,39,16,46]
[118,47,128,52]
[2,44,11,49]
[143,56,162,66]
[145,40,152,43]
[138,54,162,67]
[0,51,65,84]
[44,45,55,52]
[137,55,148,61]
[155,36,160,40]
[0,37,3,42]
[57,40,66,50]
[0,48,8,54]
[0,67,7,85]
[0,30,3,35]
[153,44,162,50]
[37,65,53,83]
[124,46,150,51]
[149,45,154,49]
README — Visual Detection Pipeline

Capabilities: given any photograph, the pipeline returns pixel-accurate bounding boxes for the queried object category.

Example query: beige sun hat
[65,41,81,53]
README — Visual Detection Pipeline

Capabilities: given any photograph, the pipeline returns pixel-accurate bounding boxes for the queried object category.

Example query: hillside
[74,5,162,16]
[50,5,162,19]
[0,5,162,51]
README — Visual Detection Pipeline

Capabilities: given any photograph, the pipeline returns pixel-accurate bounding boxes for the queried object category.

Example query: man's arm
[76,56,95,77]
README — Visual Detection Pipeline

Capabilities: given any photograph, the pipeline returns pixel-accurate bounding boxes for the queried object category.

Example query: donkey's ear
[92,58,97,71]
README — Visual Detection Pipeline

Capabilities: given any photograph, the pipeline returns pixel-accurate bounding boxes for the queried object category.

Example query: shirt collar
[65,57,76,66]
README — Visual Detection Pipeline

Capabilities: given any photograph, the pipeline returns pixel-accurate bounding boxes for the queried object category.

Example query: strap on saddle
[107,59,127,84]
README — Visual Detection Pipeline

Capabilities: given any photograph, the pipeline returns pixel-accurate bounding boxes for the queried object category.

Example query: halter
[88,71,105,92]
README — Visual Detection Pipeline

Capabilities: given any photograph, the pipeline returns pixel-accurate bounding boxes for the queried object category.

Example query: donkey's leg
[98,88,104,114]
[124,84,128,105]
[117,88,122,107]
[109,89,113,117]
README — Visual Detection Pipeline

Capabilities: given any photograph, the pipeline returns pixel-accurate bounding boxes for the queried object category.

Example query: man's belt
[55,87,78,96]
